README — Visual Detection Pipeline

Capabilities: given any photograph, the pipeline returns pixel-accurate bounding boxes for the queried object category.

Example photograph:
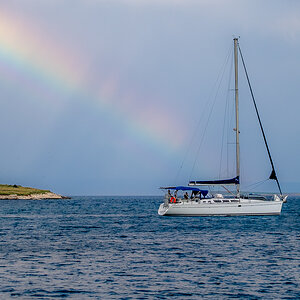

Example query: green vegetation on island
[0,184,51,196]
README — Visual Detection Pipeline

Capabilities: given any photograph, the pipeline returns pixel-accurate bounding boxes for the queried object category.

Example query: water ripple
[0,196,299,298]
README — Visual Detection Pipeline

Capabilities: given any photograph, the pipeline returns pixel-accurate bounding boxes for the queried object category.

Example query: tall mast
[234,38,240,197]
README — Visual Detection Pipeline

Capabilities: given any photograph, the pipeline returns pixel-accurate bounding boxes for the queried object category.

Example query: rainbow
[0,9,186,157]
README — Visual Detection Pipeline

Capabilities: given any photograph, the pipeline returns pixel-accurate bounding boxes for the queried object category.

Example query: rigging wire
[228,83,236,176]
[173,93,211,184]
[173,44,233,184]
[245,179,269,192]
[218,48,234,179]
[189,45,233,182]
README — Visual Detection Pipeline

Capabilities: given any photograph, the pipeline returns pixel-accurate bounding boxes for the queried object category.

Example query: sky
[0,0,299,195]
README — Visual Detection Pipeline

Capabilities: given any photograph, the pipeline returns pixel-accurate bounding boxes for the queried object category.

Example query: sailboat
[158,38,287,216]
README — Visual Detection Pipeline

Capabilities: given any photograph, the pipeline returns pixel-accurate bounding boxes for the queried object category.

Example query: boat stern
[158,202,169,216]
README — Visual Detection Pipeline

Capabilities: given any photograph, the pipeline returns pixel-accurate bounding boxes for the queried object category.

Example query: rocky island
[0,184,69,200]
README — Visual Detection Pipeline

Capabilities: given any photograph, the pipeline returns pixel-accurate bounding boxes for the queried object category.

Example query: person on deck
[191,190,197,199]
[194,191,202,201]
[167,190,171,198]
[184,192,189,200]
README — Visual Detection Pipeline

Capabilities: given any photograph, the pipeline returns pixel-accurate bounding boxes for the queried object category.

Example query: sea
[0,196,299,299]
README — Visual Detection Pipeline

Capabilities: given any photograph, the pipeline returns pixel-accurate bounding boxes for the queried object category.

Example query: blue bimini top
[161,186,208,197]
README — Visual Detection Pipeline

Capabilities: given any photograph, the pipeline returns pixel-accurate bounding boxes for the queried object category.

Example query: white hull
[158,198,283,216]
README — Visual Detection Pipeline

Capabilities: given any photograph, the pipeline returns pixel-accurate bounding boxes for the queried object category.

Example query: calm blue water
[0,196,299,299]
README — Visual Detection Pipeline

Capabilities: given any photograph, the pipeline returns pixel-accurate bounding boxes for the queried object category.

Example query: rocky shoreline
[0,192,70,200]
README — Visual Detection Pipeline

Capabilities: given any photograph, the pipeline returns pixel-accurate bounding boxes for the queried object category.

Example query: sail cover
[189,176,239,186]
[160,186,208,196]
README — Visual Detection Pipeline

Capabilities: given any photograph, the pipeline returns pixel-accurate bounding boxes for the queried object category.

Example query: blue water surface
[0,196,299,299]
